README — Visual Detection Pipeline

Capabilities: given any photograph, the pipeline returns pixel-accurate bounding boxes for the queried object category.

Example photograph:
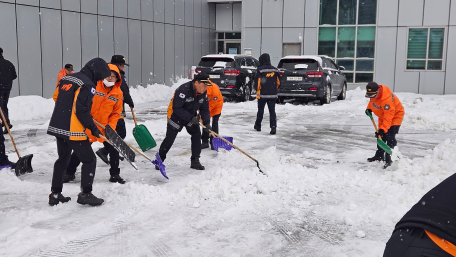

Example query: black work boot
[109,175,126,184]
[367,152,384,162]
[270,127,276,135]
[48,193,71,206]
[96,149,109,165]
[190,158,205,170]
[63,174,76,183]
[254,125,261,131]
[0,159,16,169]
[384,154,393,169]
[201,141,209,149]
[77,192,104,206]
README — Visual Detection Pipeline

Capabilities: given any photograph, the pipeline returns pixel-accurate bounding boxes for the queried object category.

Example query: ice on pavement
[1,81,456,256]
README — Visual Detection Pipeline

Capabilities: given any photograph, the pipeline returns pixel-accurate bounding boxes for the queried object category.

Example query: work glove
[375,129,385,138]
[129,103,134,108]
[191,116,200,126]
[203,123,212,133]
[89,125,103,138]
[365,109,372,116]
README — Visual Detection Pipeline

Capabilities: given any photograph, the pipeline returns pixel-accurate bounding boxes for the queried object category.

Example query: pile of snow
[129,78,190,104]
[9,96,54,121]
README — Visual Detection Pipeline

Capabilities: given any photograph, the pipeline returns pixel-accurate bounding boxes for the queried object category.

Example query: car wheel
[241,85,251,102]
[337,83,347,100]
[320,85,331,105]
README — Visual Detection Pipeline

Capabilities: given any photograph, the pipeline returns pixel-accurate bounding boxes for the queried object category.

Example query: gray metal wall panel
[154,0,164,23]
[233,3,242,31]
[81,14,99,65]
[378,0,399,26]
[98,0,113,16]
[153,23,165,84]
[40,0,61,9]
[394,27,419,93]
[194,0,202,28]
[81,0,98,14]
[445,26,456,93]
[175,0,185,25]
[62,0,80,12]
[98,16,114,62]
[164,24,175,85]
[210,29,216,54]
[114,0,127,18]
[303,27,317,55]
[1,0,15,3]
[423,0,450,26]
[202,1,210,29]
[283,28,304,43]
[128,20,142,86]
[0,3,19,97]
[262,1,283,28]
[398,0,424,26]
[185,0,194,26]
[243,28,261,57]
[175,26,185,79]
[141,21,154,85]
[16,5,42,96]
[193,28,202,65]
[283,0,305,27]
[209,3,216,29]
[305,0,318,27]
[114,17,128,79]
[420,72,445,94]
[165,0,175,24]
[261,28,282,66]
[62,11,81,71]
[202,28,210,56]
[451,2,456,25]
[374,27,397,88]
[141,0,153,21]
[40,8,62,98]
[128,0,141,19]
[243,0,261,27]
[184,27,194,77]
[216,4,232,31]
[16,0,39,6]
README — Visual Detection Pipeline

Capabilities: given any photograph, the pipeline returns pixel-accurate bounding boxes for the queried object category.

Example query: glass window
[407,28,428,58]
[337,27,356,57]
[198,58,234,68]
[217,41,224,54]
[428,28,444,59]
[357,26,375,58]
[254,58,260,67]
[356,60,374,71]
[358,0,377,24]
[344,73,354,83]
[218,33,224,39]
[320,0,337,25]
[278,59,320,70]
[245,58,256,68]
[339,0,357,25]
[318,27,336,57]
[225,32,241,39]
[337,59,354,70]
[407,60,426,70]
[406,28,445,70]
[236,58,246,67]
[355,73,373,83]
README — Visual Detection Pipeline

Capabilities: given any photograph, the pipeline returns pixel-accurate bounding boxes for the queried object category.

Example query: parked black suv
[277,55,347,104]
[195,54,259,102]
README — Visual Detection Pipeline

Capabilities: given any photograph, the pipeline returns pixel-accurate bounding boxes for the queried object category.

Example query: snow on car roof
[280,55,326,66]
[201,54,246,60]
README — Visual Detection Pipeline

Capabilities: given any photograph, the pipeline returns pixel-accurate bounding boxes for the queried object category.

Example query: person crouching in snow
[65,64,125,184]
[201,80,223,150]
[156,72,211,170]
[365,82,404,168]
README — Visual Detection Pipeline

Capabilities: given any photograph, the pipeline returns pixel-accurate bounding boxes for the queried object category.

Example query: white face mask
[103,79,115,87]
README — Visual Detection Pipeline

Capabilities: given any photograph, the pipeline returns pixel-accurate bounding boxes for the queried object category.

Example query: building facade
[1,0,455,97]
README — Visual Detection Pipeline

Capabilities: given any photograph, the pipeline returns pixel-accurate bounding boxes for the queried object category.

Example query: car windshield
[278,59,319,70]
[198,58,234,68]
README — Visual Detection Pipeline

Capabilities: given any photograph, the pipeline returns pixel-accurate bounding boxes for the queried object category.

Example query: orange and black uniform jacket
[85,64,123,143]
[207,81,224,117]
[366,85,404,133]
[47,58,111,141]
[53,69,74,102]
[167,81,210,131]
[254,53,280,99]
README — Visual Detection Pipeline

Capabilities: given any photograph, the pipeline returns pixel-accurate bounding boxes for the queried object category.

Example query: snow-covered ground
[1,81,456,256]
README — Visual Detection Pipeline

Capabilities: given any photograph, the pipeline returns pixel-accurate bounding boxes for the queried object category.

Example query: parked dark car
[195,54,259,102]
[277,55,347,104]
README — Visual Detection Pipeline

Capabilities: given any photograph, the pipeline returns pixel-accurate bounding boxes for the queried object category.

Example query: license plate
[287,77,303,81]
[209,75,220,79]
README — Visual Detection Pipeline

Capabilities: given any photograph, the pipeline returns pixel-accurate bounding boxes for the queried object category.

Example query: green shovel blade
[377,138,392,155]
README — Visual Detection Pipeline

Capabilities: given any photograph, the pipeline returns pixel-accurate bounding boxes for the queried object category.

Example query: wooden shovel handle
[369,118,383,141]
[0,107,20,159]
[130,107,138,126]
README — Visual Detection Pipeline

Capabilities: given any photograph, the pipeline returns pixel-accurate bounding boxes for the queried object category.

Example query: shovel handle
[368,117,383,140]
[0,107,20,159]
[130,107,138,126]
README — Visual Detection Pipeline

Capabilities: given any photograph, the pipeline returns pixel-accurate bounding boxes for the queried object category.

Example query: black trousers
[383,228,453,257]
[158,123,201,162]
[201,114,220,144]
[52,137,96,193]
[255,98,277,128]
[375,125,400,157]
[67,141,120,177]
[0,89,11,126]
[0,128,6,163]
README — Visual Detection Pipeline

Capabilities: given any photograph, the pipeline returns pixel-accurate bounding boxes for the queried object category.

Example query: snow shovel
[93,120,137,170]
[212,136,234,152]
[365,110,393,155]
[131,107,157,152]
[0,107,33,176]
[199,123,265,175]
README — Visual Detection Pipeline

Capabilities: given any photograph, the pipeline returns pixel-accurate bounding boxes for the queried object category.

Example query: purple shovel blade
[212,136,234,152]
[152,152,168,179]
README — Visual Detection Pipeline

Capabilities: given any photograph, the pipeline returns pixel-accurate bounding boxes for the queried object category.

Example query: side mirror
[339,66,345,71]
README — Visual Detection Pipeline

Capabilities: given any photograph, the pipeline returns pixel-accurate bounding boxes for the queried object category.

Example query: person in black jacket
[383,173,456,256]
[156,73,211,170]
[253,53,280,135]
[47,57,111,207]
[95,55,135,165]
[0,47,17,134]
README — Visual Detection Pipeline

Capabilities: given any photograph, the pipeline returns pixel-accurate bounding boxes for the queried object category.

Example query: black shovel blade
[104,124,137,170]
[15,154,33,176]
